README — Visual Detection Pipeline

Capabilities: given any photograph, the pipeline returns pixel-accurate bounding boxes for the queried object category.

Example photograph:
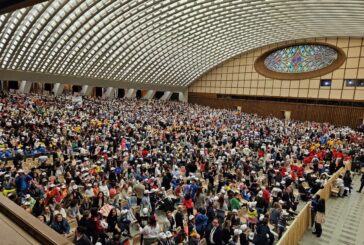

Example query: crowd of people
[0,92,363,245]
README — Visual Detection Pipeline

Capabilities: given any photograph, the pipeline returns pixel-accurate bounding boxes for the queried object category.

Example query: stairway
[299,174,364,245]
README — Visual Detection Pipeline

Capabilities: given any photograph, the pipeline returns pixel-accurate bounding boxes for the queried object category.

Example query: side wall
[189,37,364,127]
[189,93,364,128]
[189,37,364,101]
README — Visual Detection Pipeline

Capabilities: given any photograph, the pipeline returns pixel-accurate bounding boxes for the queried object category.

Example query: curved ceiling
[0,0,364,90]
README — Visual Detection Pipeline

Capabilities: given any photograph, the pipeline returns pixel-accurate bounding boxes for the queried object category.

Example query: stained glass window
[264,45,338,73]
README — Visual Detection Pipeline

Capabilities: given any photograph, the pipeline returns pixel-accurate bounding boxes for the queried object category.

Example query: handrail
[277,161,352,245]
[0,195,72,245]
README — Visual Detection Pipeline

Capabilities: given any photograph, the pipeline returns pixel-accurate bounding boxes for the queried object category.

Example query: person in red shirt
[45,184,60,205]
[297,165,304,178]
[291,164,298,172]
[336,150,344,160]
[262,187,270,204]
[182,194,194,217]
[258,149,265,158]
[291,171,297,182]
[279,164,287,177]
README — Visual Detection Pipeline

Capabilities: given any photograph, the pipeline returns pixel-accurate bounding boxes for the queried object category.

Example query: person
[89,207,105,243]
[230,192,241,211]
[310,195,320,228]
[194,187,206,210]
[221,220,232,244]
[139,216,160,245]
[277,209,289,239]
[92,191,105,209]
[205,218,222,245]
[247,203,258,231]
[182,194,194,217]
[269,202,281,231]
[357,172,364,193]
[188,215,196,238]
[195,208,208,236]
[106,208,120,233]
[78,210,92,240]
[313,198,325,238]
[239,224,249,245]
[134,181,145,205]
[50,213,70,235]
[32,197,45,217]
[254,217,274,245]
[336,175,345,197]
[343,170,352,196]
[189,232,201,245]
[15,169,32,195]
[158,232,168,245]
[73,226,92,245]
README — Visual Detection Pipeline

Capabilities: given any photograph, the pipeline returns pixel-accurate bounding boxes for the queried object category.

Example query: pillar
[80,85,93,96]
[142,90,156,100]
[178,91,188,102]
[160,91,172,101]
[103,87,116,98]
[52,83,64,96]
[18,81,32,93]
[125,89,136,99]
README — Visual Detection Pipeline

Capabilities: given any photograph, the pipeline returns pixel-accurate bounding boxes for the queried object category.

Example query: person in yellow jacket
[247,202,258,231]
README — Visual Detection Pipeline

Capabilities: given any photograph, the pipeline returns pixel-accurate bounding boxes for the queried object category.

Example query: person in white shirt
[139,216,160,245]
[84,184,94,198]
[99,180,110,198]
[336,175,345,197]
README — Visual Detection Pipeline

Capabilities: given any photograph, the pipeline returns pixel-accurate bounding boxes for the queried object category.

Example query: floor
[299,174,364,245]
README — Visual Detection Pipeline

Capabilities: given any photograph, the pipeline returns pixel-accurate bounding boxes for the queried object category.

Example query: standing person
[183,194,194,217]
[73,226,92,245]
[313,198,325,238]
[194,187,206,210]
[205,218,222,245]
[15,169,32,195]
[310,195,320,228]
[139,216,160,245]
[133,181,145,205]
[357,172,364,193]
[343,170,352,196]
[221,220,232,245]
[277,210,289,240]
[195,209,208,236]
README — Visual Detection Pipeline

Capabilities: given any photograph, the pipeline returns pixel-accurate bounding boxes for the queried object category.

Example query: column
[178,91,188,102]
[80,85,93,96]
[125,89,136,99]
[142,90,156,100]
[160,91,172,101]
[52,83,64,96]
[18,81,32,93]
[102,87,116,98]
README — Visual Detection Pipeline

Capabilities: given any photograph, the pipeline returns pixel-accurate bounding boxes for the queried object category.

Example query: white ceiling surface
[0,0,364,91]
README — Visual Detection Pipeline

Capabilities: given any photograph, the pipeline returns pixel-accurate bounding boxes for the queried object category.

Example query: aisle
[299,174,364,245]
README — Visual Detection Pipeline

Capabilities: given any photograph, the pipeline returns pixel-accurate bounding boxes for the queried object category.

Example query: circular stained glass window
[264,44,338,73]
[254,43,345,80]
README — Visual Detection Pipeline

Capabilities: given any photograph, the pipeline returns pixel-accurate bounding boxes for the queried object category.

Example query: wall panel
[190,37,364,101]
[189,92,364,128]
